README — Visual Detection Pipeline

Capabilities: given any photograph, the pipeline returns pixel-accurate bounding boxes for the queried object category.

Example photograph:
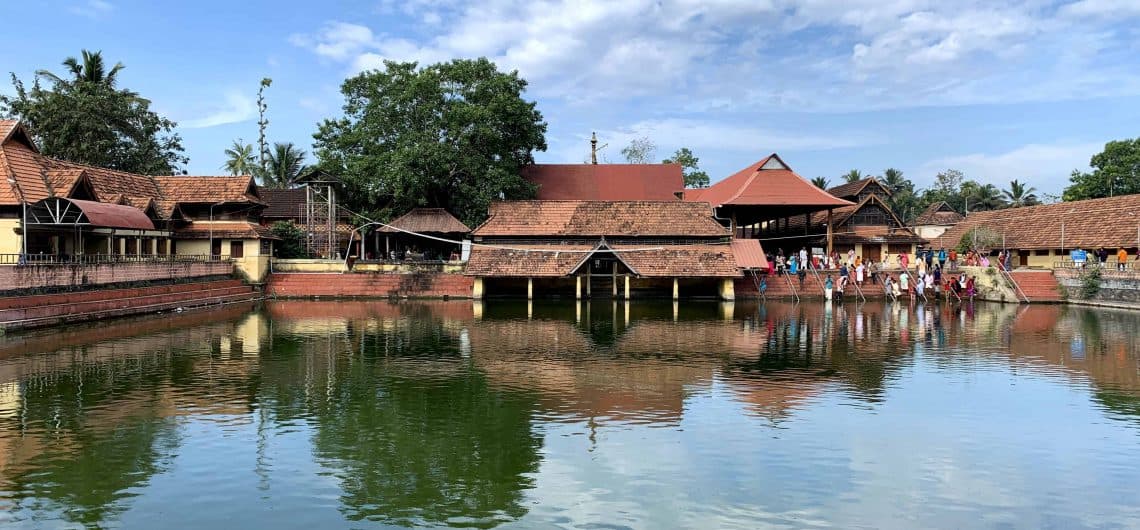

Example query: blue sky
[3,0,1140,196]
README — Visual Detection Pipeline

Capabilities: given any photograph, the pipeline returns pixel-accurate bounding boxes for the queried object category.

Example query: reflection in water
[0,300,1137,528]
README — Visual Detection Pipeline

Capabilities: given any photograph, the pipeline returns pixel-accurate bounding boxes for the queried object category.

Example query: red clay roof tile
[473,200,729,238]
[689,154,853,209]
[522,164,683,201]
[378,208,470,233]
[937,195,1140,250]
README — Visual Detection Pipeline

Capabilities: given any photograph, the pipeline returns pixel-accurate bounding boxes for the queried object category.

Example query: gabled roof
[827,178,891,200]
[463,243,742,277]
[260,188,307,218]
[686,154,853,209]
[172,221,279,240]
[0,121,51,204]
[914,201,964,226]
[27,197,155,230]
[522,164,683,201]
[472,200,729,238]
[377,208,470,233]
[154,175,264,205]
[936,194,1140,250]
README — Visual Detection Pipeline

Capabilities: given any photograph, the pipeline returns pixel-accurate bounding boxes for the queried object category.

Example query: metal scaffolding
[302,183,338,258]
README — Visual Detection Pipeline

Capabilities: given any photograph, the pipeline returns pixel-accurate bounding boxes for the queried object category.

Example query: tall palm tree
[222,140,256,176]
[881,167,911,195]
[1003,179,1040,207]
[966,183,1006,211]
[811,176,830,189]
[262,142,308,189]
[841,169,863,183]
[37,49,125,87]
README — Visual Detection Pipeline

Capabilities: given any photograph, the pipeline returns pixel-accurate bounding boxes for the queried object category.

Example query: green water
[0,300,1138,529]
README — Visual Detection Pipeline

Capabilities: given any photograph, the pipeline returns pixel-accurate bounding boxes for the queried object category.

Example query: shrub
[1078,266,1102,299]
[270,221,309,259]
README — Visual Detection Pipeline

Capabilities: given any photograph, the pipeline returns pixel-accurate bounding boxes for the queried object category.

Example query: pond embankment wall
[1055,269,1140,308]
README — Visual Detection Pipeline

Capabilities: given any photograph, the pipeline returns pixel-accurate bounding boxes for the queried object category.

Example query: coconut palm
[1003,179,1040,207]
[37,49,125,87]
[811,176,830,189]
[261,142,308,189]
[222,140,256,176]
[841,169,863,183]
[881,167,911,195]
[963,182,1006,211]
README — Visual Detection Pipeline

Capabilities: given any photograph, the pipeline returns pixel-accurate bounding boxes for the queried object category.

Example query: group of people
[768,247,882,289]
[1070,246,1137,271]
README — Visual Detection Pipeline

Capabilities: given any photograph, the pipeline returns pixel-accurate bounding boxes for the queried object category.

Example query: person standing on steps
[825,275,834,301]
[1118,247,1129,271]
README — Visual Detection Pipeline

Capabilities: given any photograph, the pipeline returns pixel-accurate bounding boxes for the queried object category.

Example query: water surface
[0,300,1138,529]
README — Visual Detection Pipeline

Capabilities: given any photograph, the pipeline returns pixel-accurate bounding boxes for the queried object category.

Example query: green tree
[313,58,546,227]
[663,147,709,188]
[841,169,863,183]
[960,181,1006,211]
[270,221,309,258]
[1063,138,1140,200]
[222,139,256,176]
[262,142,308,189]
[1003,179,1039,207]
[621,137,656,164]
[811,176,830,189]
[0,49,187,174]
[881,168,911,195]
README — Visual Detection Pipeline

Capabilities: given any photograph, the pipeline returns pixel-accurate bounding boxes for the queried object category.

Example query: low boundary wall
[267,272,474,299]
[0,261,235,295]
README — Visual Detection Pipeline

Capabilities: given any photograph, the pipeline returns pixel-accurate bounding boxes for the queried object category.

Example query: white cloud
[180,92,257,129]
[288,1,1140,110]
[917,142,1100,192]
[68,0,112,18]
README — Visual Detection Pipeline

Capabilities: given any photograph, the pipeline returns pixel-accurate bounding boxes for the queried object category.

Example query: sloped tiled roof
[473,201,729,238]
[464,243,742,277]
[914,201,964,226]
[686,154,852,209]
[154,175,263,204]
[45,168,85,197]
[260,188,307,218]
[523,164,683,201]
[781,194,926,245]
[0,123,51,204]
[826,178,890,200]
[464,244,595,277]
[937,195,1140,250]
[42,158,162,201]
[613,244,740,277]
[172,221,278,240]
[378,208,470,233]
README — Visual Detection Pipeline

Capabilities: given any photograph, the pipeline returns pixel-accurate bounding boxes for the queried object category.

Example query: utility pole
[590,132,598,165]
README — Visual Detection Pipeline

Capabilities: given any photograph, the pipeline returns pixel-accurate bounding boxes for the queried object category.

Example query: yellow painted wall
[0,219,20,254]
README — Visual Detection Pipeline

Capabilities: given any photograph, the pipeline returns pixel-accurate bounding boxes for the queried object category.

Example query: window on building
[1034,249,1050,256]
[211,239,222,257]
[260,239,272,255]
[157,239,168,255]
[125,238,137,255]
[230,240,244,258]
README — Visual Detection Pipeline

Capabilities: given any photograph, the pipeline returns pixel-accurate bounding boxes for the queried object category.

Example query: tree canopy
[0,49,187,174]
[1063,138,1140,201]
[663,147,709,188]
[621,137,656,164]
[313,58,546,227]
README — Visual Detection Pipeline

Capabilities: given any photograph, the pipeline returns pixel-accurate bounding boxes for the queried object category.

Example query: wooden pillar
[586,268,592,298]
[804,212,810,235]
[576,275,582,300]
[611,267,617,297]
[826,209,834,255]
[672,277,679,300]
[719,278,735,301]
[624,274,630,299]
[527,277,533,300]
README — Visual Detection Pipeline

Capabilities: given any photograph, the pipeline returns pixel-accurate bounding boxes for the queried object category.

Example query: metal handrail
[749,269,766,301]
[1054,260,1134,270]
[998,267,1031,304]
[806,262,829,297]
[782,269,800,303]
[0,253,229,265]
[879,272,897,301]
[850,272,868,303]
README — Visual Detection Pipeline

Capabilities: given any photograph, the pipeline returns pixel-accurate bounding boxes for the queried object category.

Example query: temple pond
[0,300,1138,529]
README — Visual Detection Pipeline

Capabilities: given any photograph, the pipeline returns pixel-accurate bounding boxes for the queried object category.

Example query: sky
[2,0,1140,197]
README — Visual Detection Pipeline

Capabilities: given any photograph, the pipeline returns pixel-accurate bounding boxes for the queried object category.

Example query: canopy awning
[26,197,156,230]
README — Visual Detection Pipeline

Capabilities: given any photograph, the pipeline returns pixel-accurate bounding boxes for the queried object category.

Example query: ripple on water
[0,300,1137,528]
